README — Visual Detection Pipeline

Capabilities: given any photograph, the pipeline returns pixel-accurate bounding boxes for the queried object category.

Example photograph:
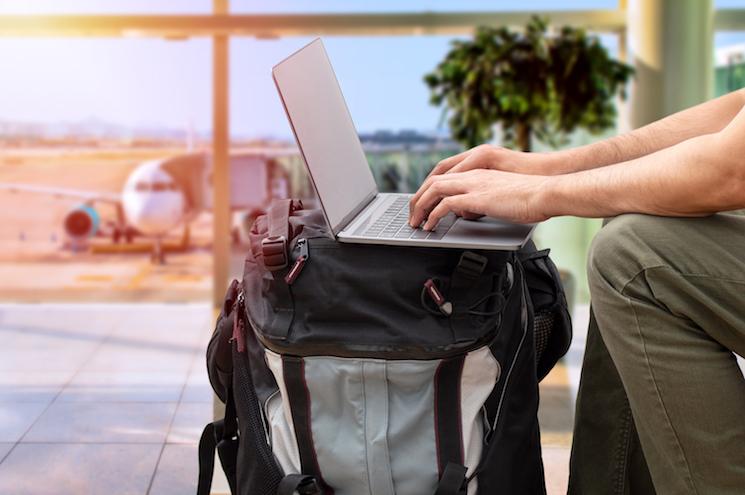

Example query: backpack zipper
[231,290,246,353]
[232,286,284,483]
[284,237,309,285]
[490,282,529,435]
[467,279,530,485]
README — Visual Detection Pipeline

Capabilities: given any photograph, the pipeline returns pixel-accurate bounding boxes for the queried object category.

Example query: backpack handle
[268,198,294,240]
[262,199,304,271]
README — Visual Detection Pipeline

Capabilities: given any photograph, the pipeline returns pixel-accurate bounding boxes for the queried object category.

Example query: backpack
[199,199,571,495]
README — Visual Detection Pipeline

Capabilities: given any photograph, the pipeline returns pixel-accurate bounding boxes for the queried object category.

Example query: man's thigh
[589,212,745,355]
[587,212,745,494]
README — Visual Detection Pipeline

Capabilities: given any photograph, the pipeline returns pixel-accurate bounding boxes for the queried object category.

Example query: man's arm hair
[541,89,745,175]
[539,100,745,218]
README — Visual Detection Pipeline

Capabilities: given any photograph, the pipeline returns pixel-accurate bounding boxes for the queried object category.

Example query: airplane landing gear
[110,225,135,244]
[151,237,165,265]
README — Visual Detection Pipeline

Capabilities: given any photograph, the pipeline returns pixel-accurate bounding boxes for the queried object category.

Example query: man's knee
[587,214,676,294]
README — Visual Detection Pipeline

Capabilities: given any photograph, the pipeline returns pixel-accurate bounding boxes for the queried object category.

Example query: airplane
[0,149,297,263]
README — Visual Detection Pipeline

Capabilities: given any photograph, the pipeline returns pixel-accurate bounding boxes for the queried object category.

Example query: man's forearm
[539,89,745,175]
[540,132,745,218]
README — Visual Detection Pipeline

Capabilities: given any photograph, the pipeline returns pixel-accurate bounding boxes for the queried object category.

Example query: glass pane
[232,0,618,14]
[716,0,745,7]
[715,32,745,95]
[0,38,210,130]
[0,38,212,299]
[0,0,210,14]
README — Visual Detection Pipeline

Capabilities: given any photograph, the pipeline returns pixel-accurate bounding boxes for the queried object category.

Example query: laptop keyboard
[362,196,457,240]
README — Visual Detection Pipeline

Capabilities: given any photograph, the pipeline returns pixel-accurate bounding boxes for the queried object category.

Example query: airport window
[0,33,209,295]
[715,32,745,95]
[231,0,618,14]
[0,38,210,145]
[0,0,209,14]
[716,0,745,7]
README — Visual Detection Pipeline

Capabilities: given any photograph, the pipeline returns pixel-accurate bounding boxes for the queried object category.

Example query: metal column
[212,0,230,310]
[628,0,714,127]
[211,2,231,493]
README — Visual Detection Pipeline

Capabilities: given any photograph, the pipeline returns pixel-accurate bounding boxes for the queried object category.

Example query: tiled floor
[0,303,589,495]
[0,304,213,495]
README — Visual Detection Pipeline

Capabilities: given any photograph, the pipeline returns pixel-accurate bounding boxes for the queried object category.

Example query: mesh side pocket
[233,348,284,495]
[533,310,554,365]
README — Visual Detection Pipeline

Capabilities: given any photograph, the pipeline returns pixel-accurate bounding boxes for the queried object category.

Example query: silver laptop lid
[272,38,377,234]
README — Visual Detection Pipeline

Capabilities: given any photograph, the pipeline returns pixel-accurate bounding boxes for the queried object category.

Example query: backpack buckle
[261,235,288,271]
[456,251,488,279]
[297,478,321,495]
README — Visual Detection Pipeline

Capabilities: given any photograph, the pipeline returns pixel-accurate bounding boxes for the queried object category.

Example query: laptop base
[338,193,536,251]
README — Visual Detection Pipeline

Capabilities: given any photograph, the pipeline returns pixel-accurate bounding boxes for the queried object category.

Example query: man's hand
[410,145,552,225]
[408,169,551,230]
[426,144,548,178]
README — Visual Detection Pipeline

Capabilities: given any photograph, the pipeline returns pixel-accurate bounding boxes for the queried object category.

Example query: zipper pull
[231,290,246,353]
[424,278,453,316]
[284,238,309,285]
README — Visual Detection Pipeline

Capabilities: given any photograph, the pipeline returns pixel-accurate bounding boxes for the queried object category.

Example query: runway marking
[162,273,206,283]
[76,274,114,283]
[127,264,153,290]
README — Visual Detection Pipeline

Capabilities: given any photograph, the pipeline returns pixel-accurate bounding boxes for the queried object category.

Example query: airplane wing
[0,183,121,204]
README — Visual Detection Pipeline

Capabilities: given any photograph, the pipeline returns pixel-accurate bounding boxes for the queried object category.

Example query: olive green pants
[568,213,745,495]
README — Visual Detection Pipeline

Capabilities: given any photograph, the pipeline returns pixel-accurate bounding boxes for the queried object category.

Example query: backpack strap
[434,462,468,495]
[448,251,491,343]
[196,387,239,495]
[196,422,217,495]
[260,199,303,340]
[281,356,333,493]
[449,251,488,314]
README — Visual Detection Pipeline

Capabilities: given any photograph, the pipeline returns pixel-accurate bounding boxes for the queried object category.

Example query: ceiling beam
[0,11,628,38]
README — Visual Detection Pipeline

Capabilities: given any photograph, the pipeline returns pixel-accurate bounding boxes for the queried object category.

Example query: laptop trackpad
[445,217,534,245]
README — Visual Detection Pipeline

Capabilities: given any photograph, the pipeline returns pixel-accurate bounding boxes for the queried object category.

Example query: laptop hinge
[336,189,379,234]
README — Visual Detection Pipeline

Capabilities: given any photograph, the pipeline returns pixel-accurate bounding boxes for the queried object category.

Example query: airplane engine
[64,204,100,241]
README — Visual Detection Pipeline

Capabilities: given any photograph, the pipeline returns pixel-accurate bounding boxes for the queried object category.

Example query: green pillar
[628,0,713,127]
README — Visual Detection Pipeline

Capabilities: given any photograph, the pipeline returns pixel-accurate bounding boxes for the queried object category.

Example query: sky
[1,0,745,139]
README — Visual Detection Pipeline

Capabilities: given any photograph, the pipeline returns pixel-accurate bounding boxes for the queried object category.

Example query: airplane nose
[124,193,184,236]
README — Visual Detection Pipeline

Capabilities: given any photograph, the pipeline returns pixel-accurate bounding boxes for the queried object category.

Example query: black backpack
[199,199,571,495]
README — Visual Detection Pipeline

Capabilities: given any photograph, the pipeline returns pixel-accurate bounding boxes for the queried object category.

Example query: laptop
[272,38,536,250]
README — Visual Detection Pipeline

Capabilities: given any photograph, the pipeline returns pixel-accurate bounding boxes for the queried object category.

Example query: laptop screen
[273,39,378,234]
